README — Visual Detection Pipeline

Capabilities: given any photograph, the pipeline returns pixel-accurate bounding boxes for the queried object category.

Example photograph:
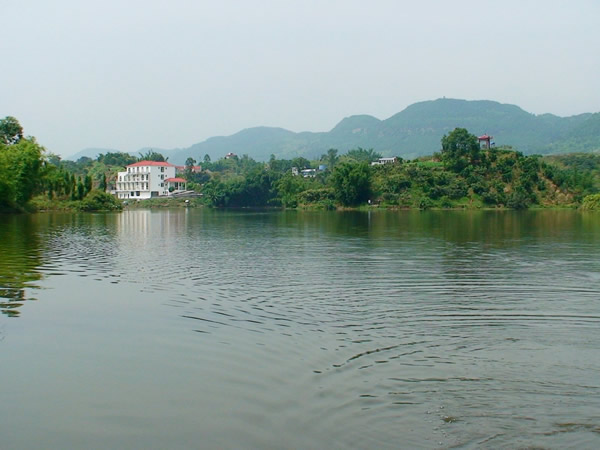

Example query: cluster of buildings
[291,165,327,177]
[114,161,191,200]
[290,157,401,177]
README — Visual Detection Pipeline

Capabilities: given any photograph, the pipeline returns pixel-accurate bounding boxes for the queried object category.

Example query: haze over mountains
[69,98,600,165]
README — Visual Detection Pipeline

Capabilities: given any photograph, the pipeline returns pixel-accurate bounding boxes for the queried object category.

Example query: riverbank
[21,195,588,213]
[122,197,204,209]
[28,190,122,212]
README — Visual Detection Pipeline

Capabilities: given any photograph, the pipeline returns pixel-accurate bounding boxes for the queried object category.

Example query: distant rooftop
[128,160,175,167]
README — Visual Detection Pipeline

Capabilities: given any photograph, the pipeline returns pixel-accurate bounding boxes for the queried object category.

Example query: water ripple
[2,210,600,448]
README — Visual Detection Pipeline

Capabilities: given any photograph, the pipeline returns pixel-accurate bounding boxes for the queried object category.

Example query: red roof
[165,177,187,183]
[478,134,492,140]
[128,160,175,167]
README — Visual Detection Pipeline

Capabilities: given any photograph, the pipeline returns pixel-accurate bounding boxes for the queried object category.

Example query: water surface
[1,209,599,448]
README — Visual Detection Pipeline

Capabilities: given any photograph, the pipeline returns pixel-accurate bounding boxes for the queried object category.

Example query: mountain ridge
[67,98,600,164]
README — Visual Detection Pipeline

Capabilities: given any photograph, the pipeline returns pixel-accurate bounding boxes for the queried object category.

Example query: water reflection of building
[113,210,192,280]
[115,209,189,241]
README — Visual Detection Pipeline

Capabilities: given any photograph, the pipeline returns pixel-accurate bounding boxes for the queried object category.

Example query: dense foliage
[581,194,600,210]
[1,117,155,211]
[0,135,43,209]
[331,162,372,206]
[78,190,122,211]
[2,117,598,213]
[0,116,24,145]
[196,128,600,210]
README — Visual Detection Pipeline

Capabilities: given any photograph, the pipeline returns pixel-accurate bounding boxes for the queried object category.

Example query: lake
[1,209,599,449]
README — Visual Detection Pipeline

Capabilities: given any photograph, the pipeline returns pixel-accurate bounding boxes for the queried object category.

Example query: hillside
[68,99,600,164]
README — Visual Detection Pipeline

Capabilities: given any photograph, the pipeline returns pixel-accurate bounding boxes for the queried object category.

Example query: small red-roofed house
[165,177,187,193]
[478,134,493,149]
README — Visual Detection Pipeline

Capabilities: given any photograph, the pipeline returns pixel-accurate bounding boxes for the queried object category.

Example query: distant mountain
[71,99,600,164]
[185,127,305,162]
[68,147,121,161]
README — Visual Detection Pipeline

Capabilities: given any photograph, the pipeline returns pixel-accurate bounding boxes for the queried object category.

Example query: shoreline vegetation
[1,116,600,213]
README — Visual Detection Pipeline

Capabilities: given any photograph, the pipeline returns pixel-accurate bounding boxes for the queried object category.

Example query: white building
[371,157,398,166]
[300,168,316,178]
[115,161,184,199]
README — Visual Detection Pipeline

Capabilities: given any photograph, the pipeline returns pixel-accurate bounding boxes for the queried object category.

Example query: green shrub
[582,194,600,210]
[418,196,433,210]
[507,187,530,209]
[440,196,453,208]
[297,188,335,204]
[78,190,122,211]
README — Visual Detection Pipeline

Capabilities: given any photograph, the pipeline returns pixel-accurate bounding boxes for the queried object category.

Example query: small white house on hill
[371,157,398,166]
[115,161,186,199]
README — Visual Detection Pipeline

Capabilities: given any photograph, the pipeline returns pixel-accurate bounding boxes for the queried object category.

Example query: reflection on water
[0,215,44,317]
[1,209,600,449]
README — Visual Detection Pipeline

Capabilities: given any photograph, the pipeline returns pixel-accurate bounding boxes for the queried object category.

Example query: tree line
[2,115,599,212]
[195,128,600,209]
[0,116,120,211]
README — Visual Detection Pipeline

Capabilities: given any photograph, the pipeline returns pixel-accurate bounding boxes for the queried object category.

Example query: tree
[184,157,196,180]
[203,154,211,163]
[99,173,107,192]
[139,150,166,162]
[507,184,531,209]
[291,157,311,169]
[0,137,43,208]
[63,171,72,195]
[0,116,24,145]
[276,173,309,207]
[98,152,137,166]
[70,173,76,200]
[267,155,293,173]
[77,177,85,200]
[47,153,62,166]
[203,168,280,207]
[321,148,339,171]
[441,128,480,172]
[347,147,382,163]
[78,190,122,211]
[84,174,93,195]
[331,161,372,206]
[76,156,93,166]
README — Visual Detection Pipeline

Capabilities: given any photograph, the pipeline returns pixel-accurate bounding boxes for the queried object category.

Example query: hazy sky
[2,0,599,157]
